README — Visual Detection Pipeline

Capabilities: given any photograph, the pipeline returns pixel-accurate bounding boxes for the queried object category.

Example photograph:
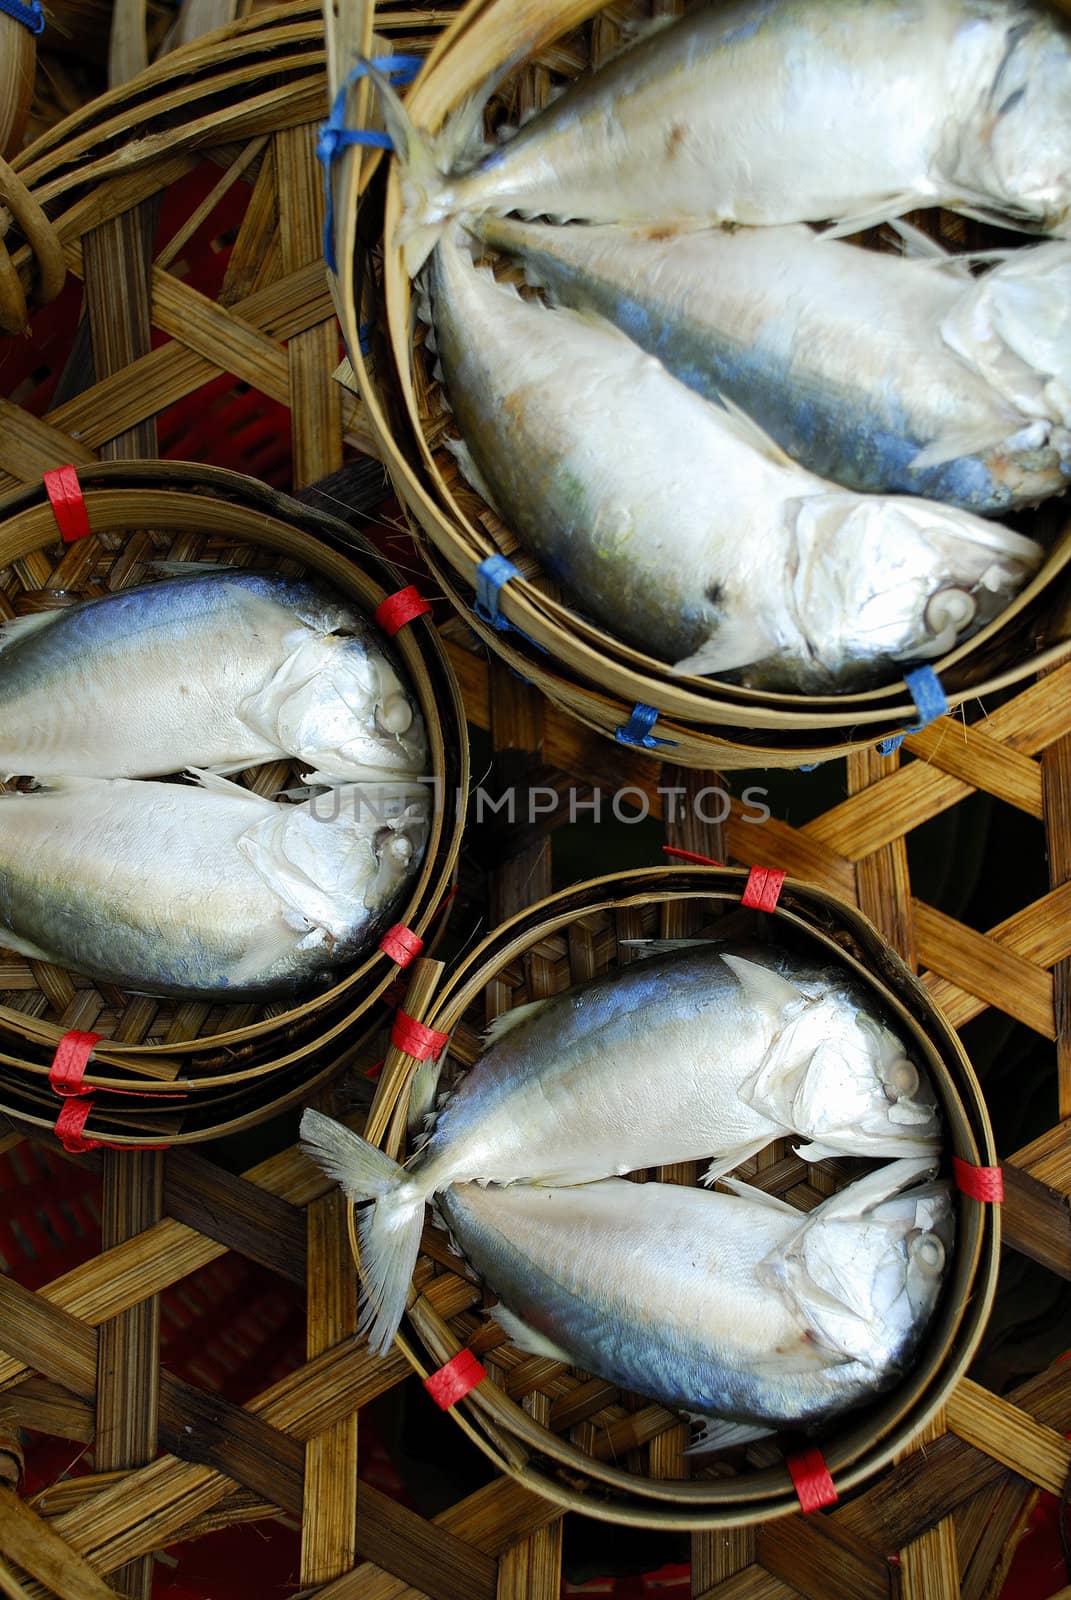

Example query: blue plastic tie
[358,322,373,356]
[318,54,423,273]
[474,554,520,630]
[799,763,819,773]
[0,0,44,32]
[615,704,679,750]
[876,665,948,756]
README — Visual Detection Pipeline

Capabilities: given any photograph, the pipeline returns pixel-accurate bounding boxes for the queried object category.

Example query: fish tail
[300,1108,425,1354]
[361,56,491,276]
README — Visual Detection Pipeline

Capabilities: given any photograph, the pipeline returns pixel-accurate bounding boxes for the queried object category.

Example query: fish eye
[882,1057,920,1100]
[376,695,415,736]
[908,1231,945,1275]
[924,587,976,639]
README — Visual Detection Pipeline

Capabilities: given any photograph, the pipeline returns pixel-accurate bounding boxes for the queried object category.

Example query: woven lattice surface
[0,634,1070,1595]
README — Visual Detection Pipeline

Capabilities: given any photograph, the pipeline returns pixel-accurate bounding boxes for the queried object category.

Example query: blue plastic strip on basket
[615,704,679,750]
[317,54,423,273]
[0,0,44,33]
[358,323,373,356]
[877,665,949,755]
[474,554,520,630]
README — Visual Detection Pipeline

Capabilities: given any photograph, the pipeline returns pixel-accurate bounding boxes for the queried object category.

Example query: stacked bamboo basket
[0,460,468,1147]
[0,1,1068,1596]
[336,0,1071,771]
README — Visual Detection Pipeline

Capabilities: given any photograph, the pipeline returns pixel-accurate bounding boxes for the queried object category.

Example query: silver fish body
[474,214,1071,515]
[0,775,429,997]
[383,0,1071,272]
[300,942,943,1353]
[437,1161,954,1429]
[0,572,428,785]
[428,227,1042,690]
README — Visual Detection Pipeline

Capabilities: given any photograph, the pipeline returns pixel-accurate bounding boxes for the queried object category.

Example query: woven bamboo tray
[0,459,467,1144]
[334,0,1071,770]
[0,1,459,487]
[0,640,1069,1595]
[347,867,999,1527]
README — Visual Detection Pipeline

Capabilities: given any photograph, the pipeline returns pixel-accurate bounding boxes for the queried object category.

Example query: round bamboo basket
[349,867,999,1528]
[339,0,1071,771]
[0,459,467,1141]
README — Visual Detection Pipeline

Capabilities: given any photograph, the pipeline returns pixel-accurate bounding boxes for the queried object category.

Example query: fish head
[241,786,430,951]
[792,494,1042,687]
[755,989,943,1161]
[273,633,430,784]
[961,13,1071,238]
[764,1161,954,1377]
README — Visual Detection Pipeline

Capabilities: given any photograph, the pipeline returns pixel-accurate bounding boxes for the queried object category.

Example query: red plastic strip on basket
[54,1097,102,1153]
[390,1009,449,1062]
[48,1031,102,1097]
[364,1058,385,1082]
[662,847,724,867]
[43,466,92,542]
[374,586,432,636]
[379,924,425,968]
[953,1157,1004,1203]
[423,1348,487,1410]
[787,1448,838,1514]
[741,866,786,912]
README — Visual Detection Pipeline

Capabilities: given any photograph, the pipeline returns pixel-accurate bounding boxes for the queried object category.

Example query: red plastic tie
[787,1448,838,1514]
[48,1030,101,1097]
[379,924,425,968]
[424,1348,487,1410]
[43,466,91,542]
[953,1157,1004,1203]
[662,846,723,867]
[54,1097,102,1154]
[375,586,432,636]
[391,1009,449,1062]
[741,866,786,912]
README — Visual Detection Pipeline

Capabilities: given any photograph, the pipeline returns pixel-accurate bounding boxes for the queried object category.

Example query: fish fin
[407,1057,443,1138]
[444,436,502,513]
[363,58,497,276]
[887,217,956,262]
[0,611,64,651]
[482,996,557,1047]
[699,1138,783,1188]
[721,954,803,1018]
[619,939,713,958]
[299,1108,425,1354]
[489,1303,576,1365]
[791,1140,844,1163]
[0,924,58,962]
[909,424,1018,469]
[712,394,798,469]
[185,767,273,805]
[819,192,930,240]
[715,1175,803,1217]
[683,1415,776,1456]
[670,616,775,679]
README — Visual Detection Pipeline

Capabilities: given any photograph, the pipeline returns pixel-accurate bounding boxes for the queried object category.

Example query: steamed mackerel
[474,215,1071,515]
[380,0,1071,272]
[428,227,1042,690]
[0,774,429,997]
[0,572,428,785]
[301,941,942,1352]
[439,1161,953,1430]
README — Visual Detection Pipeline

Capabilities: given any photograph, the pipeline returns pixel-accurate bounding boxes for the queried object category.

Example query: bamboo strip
[1041,657,1071,1121]
[755,1516,888,1600]
[847,746,916,967]
[0,1488,122,1600]
[694,1573,800,1600]
[94,1151,164,1600]
[82,206,158,460]
[955,1477,1038,1600]
[1001,1160,1071,1279]
[495,1512,561,1600]
[900,1516,959,1600]
[692,1529,757,1595]
[947,1378,1071,1496]
[915,902,1054,1037]
[301,1189,359,1585]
